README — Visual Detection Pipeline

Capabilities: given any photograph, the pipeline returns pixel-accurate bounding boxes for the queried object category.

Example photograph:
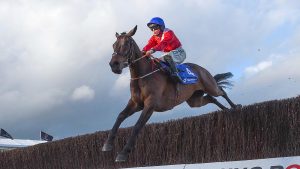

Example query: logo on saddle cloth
[159,61,198,84]
[176,64,198,84]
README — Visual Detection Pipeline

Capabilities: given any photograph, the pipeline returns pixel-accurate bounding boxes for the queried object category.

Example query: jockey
[142,17,186,82]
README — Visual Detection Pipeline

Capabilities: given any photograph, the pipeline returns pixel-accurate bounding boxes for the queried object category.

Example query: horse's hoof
[115,152,128,162]
[235,104,242,109]
[102,143,113,152]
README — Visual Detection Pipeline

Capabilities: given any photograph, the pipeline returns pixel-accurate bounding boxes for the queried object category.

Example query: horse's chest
[130,86,144,104]
[130,82,150,104]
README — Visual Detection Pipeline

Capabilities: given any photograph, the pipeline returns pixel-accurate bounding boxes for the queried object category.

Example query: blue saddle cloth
[160,61,198,84]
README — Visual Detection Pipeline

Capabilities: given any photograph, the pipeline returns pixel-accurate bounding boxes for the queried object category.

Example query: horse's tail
[214,72,234,89]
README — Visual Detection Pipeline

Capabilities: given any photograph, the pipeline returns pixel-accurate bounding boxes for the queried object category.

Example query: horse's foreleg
[102,99,141,152]
[115,100,154,162]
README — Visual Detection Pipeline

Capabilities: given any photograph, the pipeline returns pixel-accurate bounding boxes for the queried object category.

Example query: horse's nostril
[113,62,119,67]
[110,61,119,67]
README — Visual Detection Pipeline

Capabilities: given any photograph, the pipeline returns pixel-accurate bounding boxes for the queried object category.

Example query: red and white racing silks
[143,28,182,52]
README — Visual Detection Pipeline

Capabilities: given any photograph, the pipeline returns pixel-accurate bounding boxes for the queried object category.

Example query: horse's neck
[129,54,152,79]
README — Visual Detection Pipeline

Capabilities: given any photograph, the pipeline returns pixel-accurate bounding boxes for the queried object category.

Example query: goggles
[148,24,160,31]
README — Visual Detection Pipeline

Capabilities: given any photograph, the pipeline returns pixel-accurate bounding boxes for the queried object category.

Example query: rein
[113,38,162,81]
[130,68,161,80]
[129,55,162,81]
[128,54,148,66]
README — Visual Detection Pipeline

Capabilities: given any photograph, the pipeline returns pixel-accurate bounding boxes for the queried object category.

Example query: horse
[103,25,241,162]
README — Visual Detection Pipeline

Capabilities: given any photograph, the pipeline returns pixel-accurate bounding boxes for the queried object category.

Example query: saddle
[158,60,198,84]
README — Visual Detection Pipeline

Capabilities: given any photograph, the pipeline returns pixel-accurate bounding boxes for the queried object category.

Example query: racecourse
[0,96,299,169]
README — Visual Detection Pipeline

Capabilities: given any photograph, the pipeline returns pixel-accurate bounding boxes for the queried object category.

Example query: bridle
[112,36,161,80]
[111,52,148,67]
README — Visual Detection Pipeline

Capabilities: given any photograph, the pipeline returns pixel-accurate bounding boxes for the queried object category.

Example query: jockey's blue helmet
[147,17,165,30]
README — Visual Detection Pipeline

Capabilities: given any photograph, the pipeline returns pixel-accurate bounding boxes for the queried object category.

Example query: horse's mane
[127,35,141,58]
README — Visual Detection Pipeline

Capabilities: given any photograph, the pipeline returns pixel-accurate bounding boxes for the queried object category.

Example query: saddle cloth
[160,61,198,84]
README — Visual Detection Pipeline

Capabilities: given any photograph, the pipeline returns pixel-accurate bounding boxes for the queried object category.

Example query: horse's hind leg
[220,88,241,109]
[207,95,228,110]
[201,80,237,110]
[186,91,228,110]
[102,99,142,152]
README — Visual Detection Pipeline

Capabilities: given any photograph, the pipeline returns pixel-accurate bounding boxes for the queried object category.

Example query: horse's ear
[115,32,119,38]
[126,25,137,37]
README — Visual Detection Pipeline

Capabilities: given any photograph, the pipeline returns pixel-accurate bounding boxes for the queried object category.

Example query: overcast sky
[0,0,299,140]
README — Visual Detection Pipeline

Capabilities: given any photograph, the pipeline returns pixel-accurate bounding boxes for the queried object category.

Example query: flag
[40,131,53,141]
[0,128,13,139]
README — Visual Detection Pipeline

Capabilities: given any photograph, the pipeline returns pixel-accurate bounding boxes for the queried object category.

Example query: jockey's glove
[149,49,155,54]
[145,49,155,56]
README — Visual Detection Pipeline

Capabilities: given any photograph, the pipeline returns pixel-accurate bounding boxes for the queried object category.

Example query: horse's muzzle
[109,61,123,74]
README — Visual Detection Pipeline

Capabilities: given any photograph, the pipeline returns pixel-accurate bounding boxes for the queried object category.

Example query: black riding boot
[164,55,182,82]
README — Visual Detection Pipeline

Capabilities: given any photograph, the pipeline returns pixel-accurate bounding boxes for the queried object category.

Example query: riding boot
[164,55,182,82]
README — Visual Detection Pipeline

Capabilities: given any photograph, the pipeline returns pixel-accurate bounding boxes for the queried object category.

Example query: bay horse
[103,26,240,162]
